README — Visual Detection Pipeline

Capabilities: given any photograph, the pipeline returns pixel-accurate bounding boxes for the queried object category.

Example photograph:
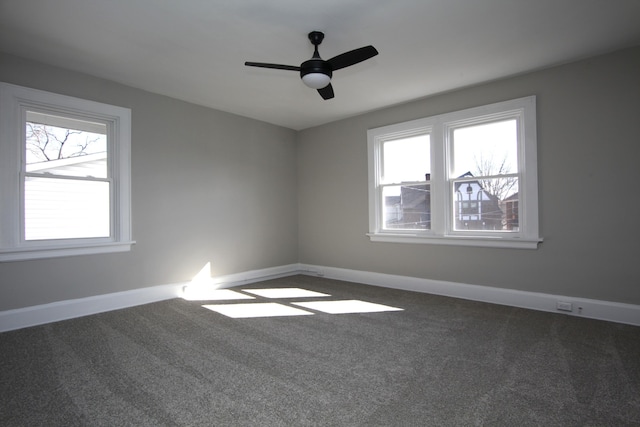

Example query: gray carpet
[1,275,639,426]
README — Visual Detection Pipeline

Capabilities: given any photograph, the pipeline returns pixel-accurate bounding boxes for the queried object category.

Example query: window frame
[367,96,541,249]
[0,82,134,261]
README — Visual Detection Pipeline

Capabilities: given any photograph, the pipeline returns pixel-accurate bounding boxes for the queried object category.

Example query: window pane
[24,177,110,240]
[453,178,518,231]
[25,112,107,178]
[382,134,430,184]
[452,120,517,178]
[383,184,431,230]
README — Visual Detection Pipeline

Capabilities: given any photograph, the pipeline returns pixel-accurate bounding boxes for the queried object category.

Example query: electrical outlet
[556,301,573,312]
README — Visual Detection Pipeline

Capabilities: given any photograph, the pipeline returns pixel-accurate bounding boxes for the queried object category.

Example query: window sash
[23,175,111,240]
[448,174,519,235]
[380,182,432,231]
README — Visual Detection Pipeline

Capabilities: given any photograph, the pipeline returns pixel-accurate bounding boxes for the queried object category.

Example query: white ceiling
[1,0,639,130]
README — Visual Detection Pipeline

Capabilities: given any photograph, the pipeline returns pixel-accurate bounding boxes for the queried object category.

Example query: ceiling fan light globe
[302,73,331,89]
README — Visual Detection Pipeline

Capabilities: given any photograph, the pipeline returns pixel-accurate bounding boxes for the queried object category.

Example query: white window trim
[0,82,134,261]
[367,96,541,249]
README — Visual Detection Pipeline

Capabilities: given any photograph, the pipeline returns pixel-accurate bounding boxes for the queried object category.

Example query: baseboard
[207,263,301,287]
[298,264,640,327]
[0,283,184,333]
[0,264,301,333]
[3,263,637,332]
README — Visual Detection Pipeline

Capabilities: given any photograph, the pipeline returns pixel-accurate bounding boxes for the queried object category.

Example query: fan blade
[317,84,334,100]
[244,62,301,71]
[327,45,378,71]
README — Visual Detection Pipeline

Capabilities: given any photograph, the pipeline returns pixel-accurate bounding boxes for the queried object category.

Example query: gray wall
[0,53,298,311]
[2,46,639,312]
[297,46,640,305]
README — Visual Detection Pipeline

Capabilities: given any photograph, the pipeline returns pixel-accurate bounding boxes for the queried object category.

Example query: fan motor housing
[300,59,332,79]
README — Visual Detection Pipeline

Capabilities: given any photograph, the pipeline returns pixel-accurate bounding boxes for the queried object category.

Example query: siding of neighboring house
[503,193,519,231]
[25,153,109,240]
[399,184,431,229]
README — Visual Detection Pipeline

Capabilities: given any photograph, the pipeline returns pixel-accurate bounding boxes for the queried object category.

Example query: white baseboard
[2,262,638,332]
[207,263,301,287]
[299,264,640,327]
[0,283,184,333]
[0,264,301,333]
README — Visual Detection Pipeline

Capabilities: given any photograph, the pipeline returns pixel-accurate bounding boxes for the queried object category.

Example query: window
[367,96,540,249]
[0,82,133,261]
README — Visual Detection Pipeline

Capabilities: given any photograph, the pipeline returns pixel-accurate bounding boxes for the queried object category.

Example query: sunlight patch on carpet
[203,303,314,318]
[292,300,404,314]
[242,288,331,298]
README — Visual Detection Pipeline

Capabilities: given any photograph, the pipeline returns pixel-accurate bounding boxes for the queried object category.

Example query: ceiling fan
[245,31,378,100]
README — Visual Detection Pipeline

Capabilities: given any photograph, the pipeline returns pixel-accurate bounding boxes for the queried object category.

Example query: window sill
[367,233,542,249]
[0,241,136,262]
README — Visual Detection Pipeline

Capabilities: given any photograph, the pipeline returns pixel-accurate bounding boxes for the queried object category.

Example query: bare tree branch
[473,154,518,201]
[25,123,96,163]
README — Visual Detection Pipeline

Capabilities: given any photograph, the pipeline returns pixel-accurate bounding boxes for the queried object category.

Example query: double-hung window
[0,83,133,261]
[367,96,541,249]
